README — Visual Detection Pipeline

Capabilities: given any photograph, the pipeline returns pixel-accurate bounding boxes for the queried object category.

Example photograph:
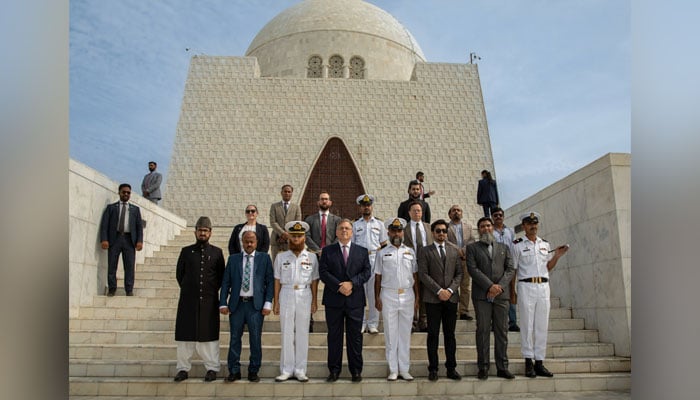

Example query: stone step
[69,372,630,397]
[86,295,570,317]
[78,301,573,321]
[69,329,599,346]
[71,316,584,332]
[69,357,630,379]
[70,341,616,361]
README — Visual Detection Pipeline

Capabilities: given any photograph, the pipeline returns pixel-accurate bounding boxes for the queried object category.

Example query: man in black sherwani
[173,217,226,382]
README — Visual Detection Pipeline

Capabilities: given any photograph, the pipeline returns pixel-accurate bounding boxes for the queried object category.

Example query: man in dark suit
[304,191,341,255]
[417,219,463,381]
[466,217,516,380]
[99,183,144,296]
[403,201,433,332]
[219,231,274,383]
[397,180,431,223]
[476,170,499,217]
[319,219,371,382]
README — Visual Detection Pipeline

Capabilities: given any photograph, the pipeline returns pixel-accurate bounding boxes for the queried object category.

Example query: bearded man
[466,217,515,380]
[272,221,319,382]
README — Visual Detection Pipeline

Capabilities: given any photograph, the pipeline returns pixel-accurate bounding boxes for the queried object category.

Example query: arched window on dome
[349,56,365,79]
[307,55,323,78]
[328,55,344,78]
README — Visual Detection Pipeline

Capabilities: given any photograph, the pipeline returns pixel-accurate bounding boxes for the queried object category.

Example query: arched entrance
[300,138,365,220]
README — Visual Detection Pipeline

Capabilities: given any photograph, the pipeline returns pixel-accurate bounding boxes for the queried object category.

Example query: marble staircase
[69,229,630,398]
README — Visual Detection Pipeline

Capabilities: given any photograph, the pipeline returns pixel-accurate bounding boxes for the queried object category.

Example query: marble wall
[69,159,187,317]
[505,153,631,356]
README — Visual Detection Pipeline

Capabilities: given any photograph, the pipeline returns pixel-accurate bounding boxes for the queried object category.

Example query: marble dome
[245,0,426,81]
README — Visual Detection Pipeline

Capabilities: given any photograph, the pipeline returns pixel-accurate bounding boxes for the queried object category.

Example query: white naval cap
[384,217,407,231]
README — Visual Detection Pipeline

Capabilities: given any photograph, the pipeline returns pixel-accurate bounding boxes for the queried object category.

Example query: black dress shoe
[524,358,536,378]
[446,369,462,380]
[428,371,438,381]
[126,291,134,296]
[351,373,362,382]
[477,369,488,380]
[326,373,339,382]
[226,371,241,382]
[459,313,474,321]
[107,289,116,297]
[173,370,188,382]
[534,361,553,377]
[204,370,217,382]
[497,369,515,379]
[508,325,520,332]
[248,372,260,382]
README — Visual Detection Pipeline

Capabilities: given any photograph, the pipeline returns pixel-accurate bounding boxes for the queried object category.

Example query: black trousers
[325,305,364,375]
[107,233,136,291]
[474,298,509,371]
[425,301,458,372]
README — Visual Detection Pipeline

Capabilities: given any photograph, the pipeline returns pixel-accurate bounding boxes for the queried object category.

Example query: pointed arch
[300,137,365,220]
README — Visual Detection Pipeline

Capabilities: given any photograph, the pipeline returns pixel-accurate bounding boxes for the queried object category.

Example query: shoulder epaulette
[513,238,523,244]
[541,238,549,243]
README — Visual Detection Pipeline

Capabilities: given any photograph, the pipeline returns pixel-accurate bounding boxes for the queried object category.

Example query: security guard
[352,194,388,334]
[272,221,319,382]
[512,212,569,378]
[374,217,419,381]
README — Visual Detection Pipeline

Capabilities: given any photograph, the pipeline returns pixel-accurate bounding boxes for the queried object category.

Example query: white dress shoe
[387,372,398,381]
[399,372,414,381]
[275,373,291,382]
[368,326,379,334]
[295,373,309,382]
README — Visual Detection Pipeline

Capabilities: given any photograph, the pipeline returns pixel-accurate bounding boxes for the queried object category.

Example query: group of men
[99,172,569,383]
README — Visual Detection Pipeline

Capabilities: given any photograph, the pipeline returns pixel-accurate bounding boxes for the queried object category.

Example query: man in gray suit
[466,217,516,380]
[418,219,463,381]
[141,161,162,204]
[304,191,341,255]
[269,184,302,261]
[446,204,476,321]
[403,201,432,332]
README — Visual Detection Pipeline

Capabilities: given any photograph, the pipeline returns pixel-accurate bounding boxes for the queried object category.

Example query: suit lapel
[429,245,444,272]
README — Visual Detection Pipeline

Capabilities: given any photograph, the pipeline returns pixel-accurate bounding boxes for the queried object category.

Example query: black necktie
[118,202,127,233]
[416,223,423,247]
[439,244,446,265]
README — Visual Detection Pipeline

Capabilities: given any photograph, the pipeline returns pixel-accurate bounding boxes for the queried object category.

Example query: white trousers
[380,288,415,374]
[279,287,312,376]
[517,281,550,360]
[363,273,380,328]
[176,340,220,372]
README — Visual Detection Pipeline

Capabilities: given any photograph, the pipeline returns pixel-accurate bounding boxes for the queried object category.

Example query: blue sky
[69,0,629,209]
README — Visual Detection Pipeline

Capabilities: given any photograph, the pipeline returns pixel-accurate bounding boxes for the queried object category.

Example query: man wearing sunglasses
[417,219,463,381]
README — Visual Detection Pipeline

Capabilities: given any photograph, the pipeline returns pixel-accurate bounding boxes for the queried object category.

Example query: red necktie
[321,213,327,248]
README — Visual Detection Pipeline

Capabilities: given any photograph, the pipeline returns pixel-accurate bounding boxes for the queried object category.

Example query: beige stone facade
[163,56,494,226]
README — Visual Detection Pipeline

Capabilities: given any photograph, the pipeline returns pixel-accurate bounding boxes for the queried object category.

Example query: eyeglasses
[434,229,448,234]
[492,213,504,218]
[245,209,257,214]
